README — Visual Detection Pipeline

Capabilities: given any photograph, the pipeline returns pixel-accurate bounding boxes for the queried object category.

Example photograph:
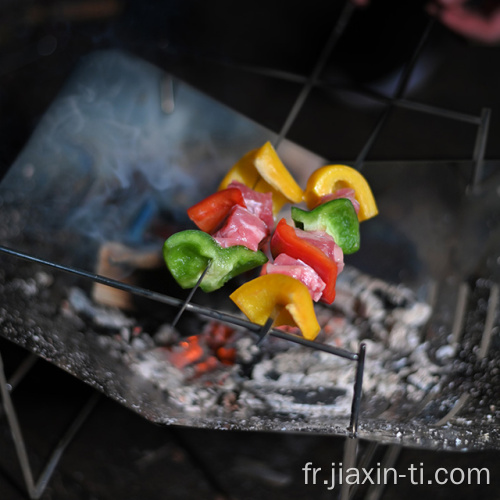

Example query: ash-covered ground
[63,265,435,423]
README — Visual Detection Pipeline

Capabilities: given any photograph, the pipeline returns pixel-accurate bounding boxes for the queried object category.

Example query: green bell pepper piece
[163,230,268,292]
[291,198,360,254]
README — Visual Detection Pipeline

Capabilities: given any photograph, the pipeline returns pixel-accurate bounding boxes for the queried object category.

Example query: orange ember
[167,322,238,376]
[205,322,235,350]
[168,335,205,369]
[194,356,220,377]
[216,347,236,365]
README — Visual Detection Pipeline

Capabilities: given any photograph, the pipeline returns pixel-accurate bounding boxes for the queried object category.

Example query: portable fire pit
[1,2,500,499]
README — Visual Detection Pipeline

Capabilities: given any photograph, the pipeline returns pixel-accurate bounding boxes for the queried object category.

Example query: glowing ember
[216,347,236,365]
[194,356,220,377]
[166,322,238,374]
[167,336,205,369]
[205,322,235,350]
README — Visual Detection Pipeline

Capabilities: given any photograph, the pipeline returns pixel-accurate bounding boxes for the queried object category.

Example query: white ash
[131,335,155,351]
[9,272,53,297]
[10,278,39,297]
[120,326,132,343]
[67,287,135,330]
[237,385,354,418]
[127,344,243,413]
[153,324,180,346]
[234,337,260,364]
[34,271,54,288]
[387,322,421,352]
[435,344,456,361]
[130,348,185,392]
[391,301,431,327]
[231,267,441,412]
[67,266,444,420]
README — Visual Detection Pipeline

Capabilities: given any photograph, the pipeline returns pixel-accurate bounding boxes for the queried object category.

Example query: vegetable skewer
[230,164,378,340]
[164,141,303,326]
[163,144,378,342]
[164,142,303,292]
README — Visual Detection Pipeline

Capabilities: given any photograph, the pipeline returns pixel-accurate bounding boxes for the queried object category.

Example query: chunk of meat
[320,187,360,215]
[228,181,274,233]
[294,226,344,274]
[213,205,268,251]
[262,254,326,302]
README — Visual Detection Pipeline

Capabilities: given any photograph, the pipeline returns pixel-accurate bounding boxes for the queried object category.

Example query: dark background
[1,0,500,172]
[1,0,500,499]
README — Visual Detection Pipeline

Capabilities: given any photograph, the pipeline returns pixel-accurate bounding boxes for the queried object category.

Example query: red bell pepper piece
[270,218,338,304]
[187,187,246,234]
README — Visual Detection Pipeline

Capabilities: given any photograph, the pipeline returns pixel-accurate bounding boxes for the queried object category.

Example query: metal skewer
[0,244,359,364]
[256,316,275,347]
[171,261,212,328]
[273,0,355,149]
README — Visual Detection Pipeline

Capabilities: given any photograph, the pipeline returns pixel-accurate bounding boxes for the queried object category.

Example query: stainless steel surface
[0,50,499,454]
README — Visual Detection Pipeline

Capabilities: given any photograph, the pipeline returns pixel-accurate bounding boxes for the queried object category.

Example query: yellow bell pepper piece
[229,274,321,341]
[303,164,378,222]
[219,141,303,214]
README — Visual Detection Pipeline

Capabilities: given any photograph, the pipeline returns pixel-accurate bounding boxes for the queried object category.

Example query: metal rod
[256,316,275,347]
[209,59,483,126]
[339,436,358,500]
[169,428,233,500]
[347,440,379,500]
[160,74,175,114]
[478,283,499,360]
[394,19,437,100]
[274,0,355,149]
[323,83,482,124]
[435,392,470,427]
[0,349,36,498]
[394,98,481,125]
[354,108,391,169]
[0,347,100,499]
[0,245,358,361]
[412,383,441,417]
[271,329,358,360]
[433,281,499,427]
[171,262,211,328]
[451,282,469,346]
[208,60,308,84]
[0,354,39,421]
[469,107,491,193]
[421,279,439,340]
[7,354,38,392]
[160,73,175,115]
[348,342,366,436]
[34,392,100,499]
[355,16,436,168]
[364,444,402,500]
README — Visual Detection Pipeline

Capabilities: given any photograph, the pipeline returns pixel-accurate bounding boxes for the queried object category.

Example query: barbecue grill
[1,1,500,499]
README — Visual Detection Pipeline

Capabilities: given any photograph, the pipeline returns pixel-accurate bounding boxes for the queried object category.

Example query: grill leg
[469,107,491,193]
[0,350,37,498]
[340,436,358,500]
[348,343,366,436]
[0,348,100,499]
